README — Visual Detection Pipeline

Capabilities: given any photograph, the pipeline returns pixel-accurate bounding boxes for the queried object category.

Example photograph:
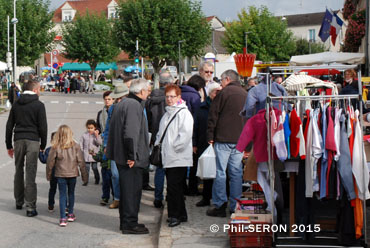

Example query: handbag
[150,108,185,167]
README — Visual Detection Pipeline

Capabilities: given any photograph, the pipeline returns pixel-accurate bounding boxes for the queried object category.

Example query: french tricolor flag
[330,12,344,45]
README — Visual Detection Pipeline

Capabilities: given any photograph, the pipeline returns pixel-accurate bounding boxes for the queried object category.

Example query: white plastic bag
[196,145,216,179]
[5,100,11,108]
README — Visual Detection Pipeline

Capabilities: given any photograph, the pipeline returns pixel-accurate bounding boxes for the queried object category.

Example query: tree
[0,0,55,66]
[294,38,327,55]
[222,6,296,62]
[61,11,120,78]
[113,0,211,73]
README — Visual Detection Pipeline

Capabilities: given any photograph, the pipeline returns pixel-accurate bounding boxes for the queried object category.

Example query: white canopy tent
[0,61,7,71]
[290,52,365,66]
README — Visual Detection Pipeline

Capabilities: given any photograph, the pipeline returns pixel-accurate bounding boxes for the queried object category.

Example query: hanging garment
[326,106,337,198]
[283,111,291,159]
[236,109,280,163]
[352,110,370,200]
[290,108,306,159]
[305,109,314,197]
[320,103,328,199]
[273,113,288,161]
[334,108,342,161]
[311,108,323,194]
[337,114,356,200]
[347,109,364,240]
[270,109,278,147]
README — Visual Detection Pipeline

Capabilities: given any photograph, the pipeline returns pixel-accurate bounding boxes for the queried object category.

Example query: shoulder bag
[150,108,184,168]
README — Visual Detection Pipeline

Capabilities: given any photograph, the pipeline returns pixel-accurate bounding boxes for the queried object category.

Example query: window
[308,29,315,42]
[63,11,72,22]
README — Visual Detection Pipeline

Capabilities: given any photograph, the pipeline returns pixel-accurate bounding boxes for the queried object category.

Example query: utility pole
[135,39,139,76]
[12,0,17,84]
[178,40,185,83]
[244,32,251,52]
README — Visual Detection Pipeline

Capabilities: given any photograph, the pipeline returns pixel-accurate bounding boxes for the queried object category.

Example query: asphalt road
[0,92,161,248]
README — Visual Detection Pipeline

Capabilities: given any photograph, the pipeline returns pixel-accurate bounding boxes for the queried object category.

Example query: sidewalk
[158,195,230,248]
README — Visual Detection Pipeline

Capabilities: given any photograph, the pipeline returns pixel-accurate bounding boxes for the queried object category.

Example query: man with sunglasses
[199,61,217,100]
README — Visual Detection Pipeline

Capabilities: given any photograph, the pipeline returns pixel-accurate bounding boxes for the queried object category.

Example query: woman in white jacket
[155,84,193,227]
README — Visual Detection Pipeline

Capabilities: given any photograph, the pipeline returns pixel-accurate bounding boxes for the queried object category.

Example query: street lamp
[244,31,251,53]
[178,40,185,83]
[12,0,17,84]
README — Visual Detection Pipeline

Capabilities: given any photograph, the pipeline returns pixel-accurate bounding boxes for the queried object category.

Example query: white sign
[52,50,59,56]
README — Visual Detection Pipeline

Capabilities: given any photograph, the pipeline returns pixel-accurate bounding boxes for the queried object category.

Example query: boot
[109,200,119,209]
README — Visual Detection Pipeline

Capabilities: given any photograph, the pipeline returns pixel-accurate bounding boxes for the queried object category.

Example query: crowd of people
[5,61,365,236]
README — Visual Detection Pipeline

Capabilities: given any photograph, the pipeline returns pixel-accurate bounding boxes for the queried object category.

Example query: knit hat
[109,83,129,99]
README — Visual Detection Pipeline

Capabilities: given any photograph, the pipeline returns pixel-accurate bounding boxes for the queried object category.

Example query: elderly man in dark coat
[106,78,151,235]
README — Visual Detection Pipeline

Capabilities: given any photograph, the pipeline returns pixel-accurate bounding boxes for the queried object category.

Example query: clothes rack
[264,65,367,247]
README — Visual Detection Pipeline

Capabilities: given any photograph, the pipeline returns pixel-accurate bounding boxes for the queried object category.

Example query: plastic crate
[229,222,273,248]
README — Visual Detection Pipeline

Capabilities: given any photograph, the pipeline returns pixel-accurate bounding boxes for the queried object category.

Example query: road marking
[80,101,89,104]
[66,101,74,104]
[50,101,59,104]
[95,101,104,104]
[0,160,13,169]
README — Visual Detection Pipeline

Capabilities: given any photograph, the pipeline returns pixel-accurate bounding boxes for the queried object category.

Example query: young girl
[47,125,88,227]
[79,119,102,185]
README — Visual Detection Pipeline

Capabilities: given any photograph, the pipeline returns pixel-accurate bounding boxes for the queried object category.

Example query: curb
[158,203,173,248]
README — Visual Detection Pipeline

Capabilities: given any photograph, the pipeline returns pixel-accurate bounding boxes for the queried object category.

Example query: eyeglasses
[165,95,177,99]
[204,71,214,74]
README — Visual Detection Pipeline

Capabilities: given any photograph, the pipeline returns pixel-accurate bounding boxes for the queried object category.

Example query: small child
[39,132,57,212]
[79,119,102,185]
[46,125,88,227]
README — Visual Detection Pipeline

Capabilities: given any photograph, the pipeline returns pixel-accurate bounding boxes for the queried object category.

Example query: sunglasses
[204,71,214,74]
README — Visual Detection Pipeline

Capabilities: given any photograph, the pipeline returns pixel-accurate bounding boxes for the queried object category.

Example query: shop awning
[61,62,117,71]
[96,62,117,70]
[61,62,91,71]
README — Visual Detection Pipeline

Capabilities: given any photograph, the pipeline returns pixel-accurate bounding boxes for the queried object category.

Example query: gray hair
[198,60,214,72]
[221,70,240,82]
[159,72,174,86]
[208,82,221,94]
[129,78,150,94]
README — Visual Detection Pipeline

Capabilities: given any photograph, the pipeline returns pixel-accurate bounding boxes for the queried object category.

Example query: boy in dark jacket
[39,132,56,212]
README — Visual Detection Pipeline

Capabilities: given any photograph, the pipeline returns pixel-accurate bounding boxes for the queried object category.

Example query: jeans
[111,160,120,200]
[154,167,165,201]
[85,162,100,183]
[48,167,57,207]
[212,142,243,211]
[14,139,39,211]
[101,167,112,200]
[57,177,76,219]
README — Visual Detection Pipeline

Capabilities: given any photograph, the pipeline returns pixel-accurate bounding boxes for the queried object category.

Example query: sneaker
[67,213,76,222]
[48,205,54,212]
[59,218,67,227]
[100,198,109,206]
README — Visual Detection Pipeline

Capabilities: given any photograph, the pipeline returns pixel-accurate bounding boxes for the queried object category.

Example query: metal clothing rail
[264,68,367,247]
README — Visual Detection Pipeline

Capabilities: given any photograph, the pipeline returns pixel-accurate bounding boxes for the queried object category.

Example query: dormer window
[63,11,73,22]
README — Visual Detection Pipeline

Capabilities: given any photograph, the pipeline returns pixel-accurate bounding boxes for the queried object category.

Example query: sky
[49,0,345,21]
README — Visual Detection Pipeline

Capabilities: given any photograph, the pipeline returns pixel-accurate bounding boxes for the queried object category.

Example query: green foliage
[113,0,211,72]
[0,0,55,66]
[222,6,296,62]
[62,11,120,71]
[294,38,327,55]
